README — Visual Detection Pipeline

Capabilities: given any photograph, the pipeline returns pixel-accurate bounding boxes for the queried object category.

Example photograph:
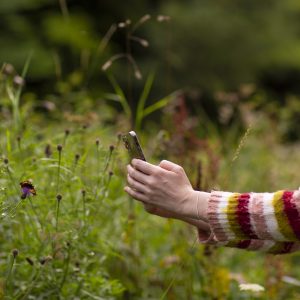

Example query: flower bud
[12,249,19,258]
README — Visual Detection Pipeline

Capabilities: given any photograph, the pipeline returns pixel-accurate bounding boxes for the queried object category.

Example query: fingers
[131,159,159,175]
[127,174,149,194]
[124,186,148,202]
[127,164,150,184]
[159,160,183,173]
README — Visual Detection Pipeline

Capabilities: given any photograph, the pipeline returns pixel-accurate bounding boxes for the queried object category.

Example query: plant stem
[17,268,41,300]
[55,199,61,233]
[82,192,86,226]
[56,151,62,194]
[59,244,71,291]
[5,254,16,293]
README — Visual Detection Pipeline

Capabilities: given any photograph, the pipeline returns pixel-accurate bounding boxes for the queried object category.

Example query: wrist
[184,190,209,221]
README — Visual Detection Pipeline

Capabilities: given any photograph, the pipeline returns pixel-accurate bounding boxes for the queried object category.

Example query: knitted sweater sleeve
[198,189,300,254]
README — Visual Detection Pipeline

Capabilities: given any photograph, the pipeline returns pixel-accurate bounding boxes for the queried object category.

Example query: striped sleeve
[197,228,300,254]
[207,190,300,243]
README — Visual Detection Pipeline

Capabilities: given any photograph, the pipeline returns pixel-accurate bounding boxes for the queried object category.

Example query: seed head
[102,60,112,71]
[56,194,62,202]
[3,158,9,165]
[17,136,21,143]
[81,189,86,196]
[64,129,70,136]
[57,144,63,152]
[13,75,25,87]
[26,257,34,266]
[12,249,19,258]
[75,154,80,161]
[109,145,115,152]
[45,144,52,158]
[157,15,171,22]
[117,133,122,141]
[39,255,52,265]
[134,69,142,80]
[2,63,15,76]
[109,171,114,177]
[95,138,100,146]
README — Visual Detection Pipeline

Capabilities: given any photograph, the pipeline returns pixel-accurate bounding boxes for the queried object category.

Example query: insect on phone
[122,131,146,161]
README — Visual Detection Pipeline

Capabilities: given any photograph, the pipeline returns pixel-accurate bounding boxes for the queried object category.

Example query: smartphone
[122,131,146,161]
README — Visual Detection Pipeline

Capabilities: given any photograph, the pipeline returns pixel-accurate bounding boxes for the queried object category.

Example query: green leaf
[143,92,178,118]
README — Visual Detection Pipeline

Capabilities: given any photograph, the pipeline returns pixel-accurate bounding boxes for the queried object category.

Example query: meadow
[1,59,300,300]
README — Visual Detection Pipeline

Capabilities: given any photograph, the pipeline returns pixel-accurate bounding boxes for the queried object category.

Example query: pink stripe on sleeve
[250,193,274,240]
[207,192,229,241]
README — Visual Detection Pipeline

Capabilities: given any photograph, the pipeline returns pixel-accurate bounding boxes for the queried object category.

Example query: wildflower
[96,138,100,146]
[57,144,63,152]
[64,129,70,136]
[20,180,37,199]
[109,145,115,152]
[239,283,265,292]
[56,194,62,202]
[3,158,9,165]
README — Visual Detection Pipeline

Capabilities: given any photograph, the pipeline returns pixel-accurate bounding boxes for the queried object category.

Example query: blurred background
[1,0,300,142]
[1,1,300,299]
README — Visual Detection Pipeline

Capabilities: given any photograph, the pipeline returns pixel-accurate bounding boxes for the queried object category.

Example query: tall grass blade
[135,72,155,130]
[107,74,132,119]
[142,92,177,118]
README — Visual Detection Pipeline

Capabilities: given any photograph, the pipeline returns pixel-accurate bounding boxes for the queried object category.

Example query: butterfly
[20,180,37,199]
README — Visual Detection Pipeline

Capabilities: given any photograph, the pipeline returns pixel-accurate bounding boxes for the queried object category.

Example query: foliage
[1,1,300,299]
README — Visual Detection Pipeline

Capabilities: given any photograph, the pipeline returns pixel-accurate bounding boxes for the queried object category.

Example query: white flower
[239,283,265,292]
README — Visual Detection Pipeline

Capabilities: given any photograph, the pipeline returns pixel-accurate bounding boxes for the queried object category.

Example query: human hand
[124,159,208,221]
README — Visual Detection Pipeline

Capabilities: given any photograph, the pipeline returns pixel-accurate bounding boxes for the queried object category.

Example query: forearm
[207,189,300,242]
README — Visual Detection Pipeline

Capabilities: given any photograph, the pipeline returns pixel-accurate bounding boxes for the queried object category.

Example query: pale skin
[124,159,211,238]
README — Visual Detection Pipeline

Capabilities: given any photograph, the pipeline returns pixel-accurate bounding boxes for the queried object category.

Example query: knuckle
[147,178,156,188]
[175,166,183,173]
[152,168,160,176]
[134,159,141,168]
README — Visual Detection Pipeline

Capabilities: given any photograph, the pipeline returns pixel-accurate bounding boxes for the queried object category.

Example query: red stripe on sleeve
[237,193,258,239]
[236,240,252,249]
[283,191,300,239]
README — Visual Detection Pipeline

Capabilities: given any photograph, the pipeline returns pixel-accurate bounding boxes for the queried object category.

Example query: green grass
[1,74,300,299]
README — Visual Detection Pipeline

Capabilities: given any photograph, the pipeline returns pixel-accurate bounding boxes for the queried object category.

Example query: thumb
[159,160,181,172]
